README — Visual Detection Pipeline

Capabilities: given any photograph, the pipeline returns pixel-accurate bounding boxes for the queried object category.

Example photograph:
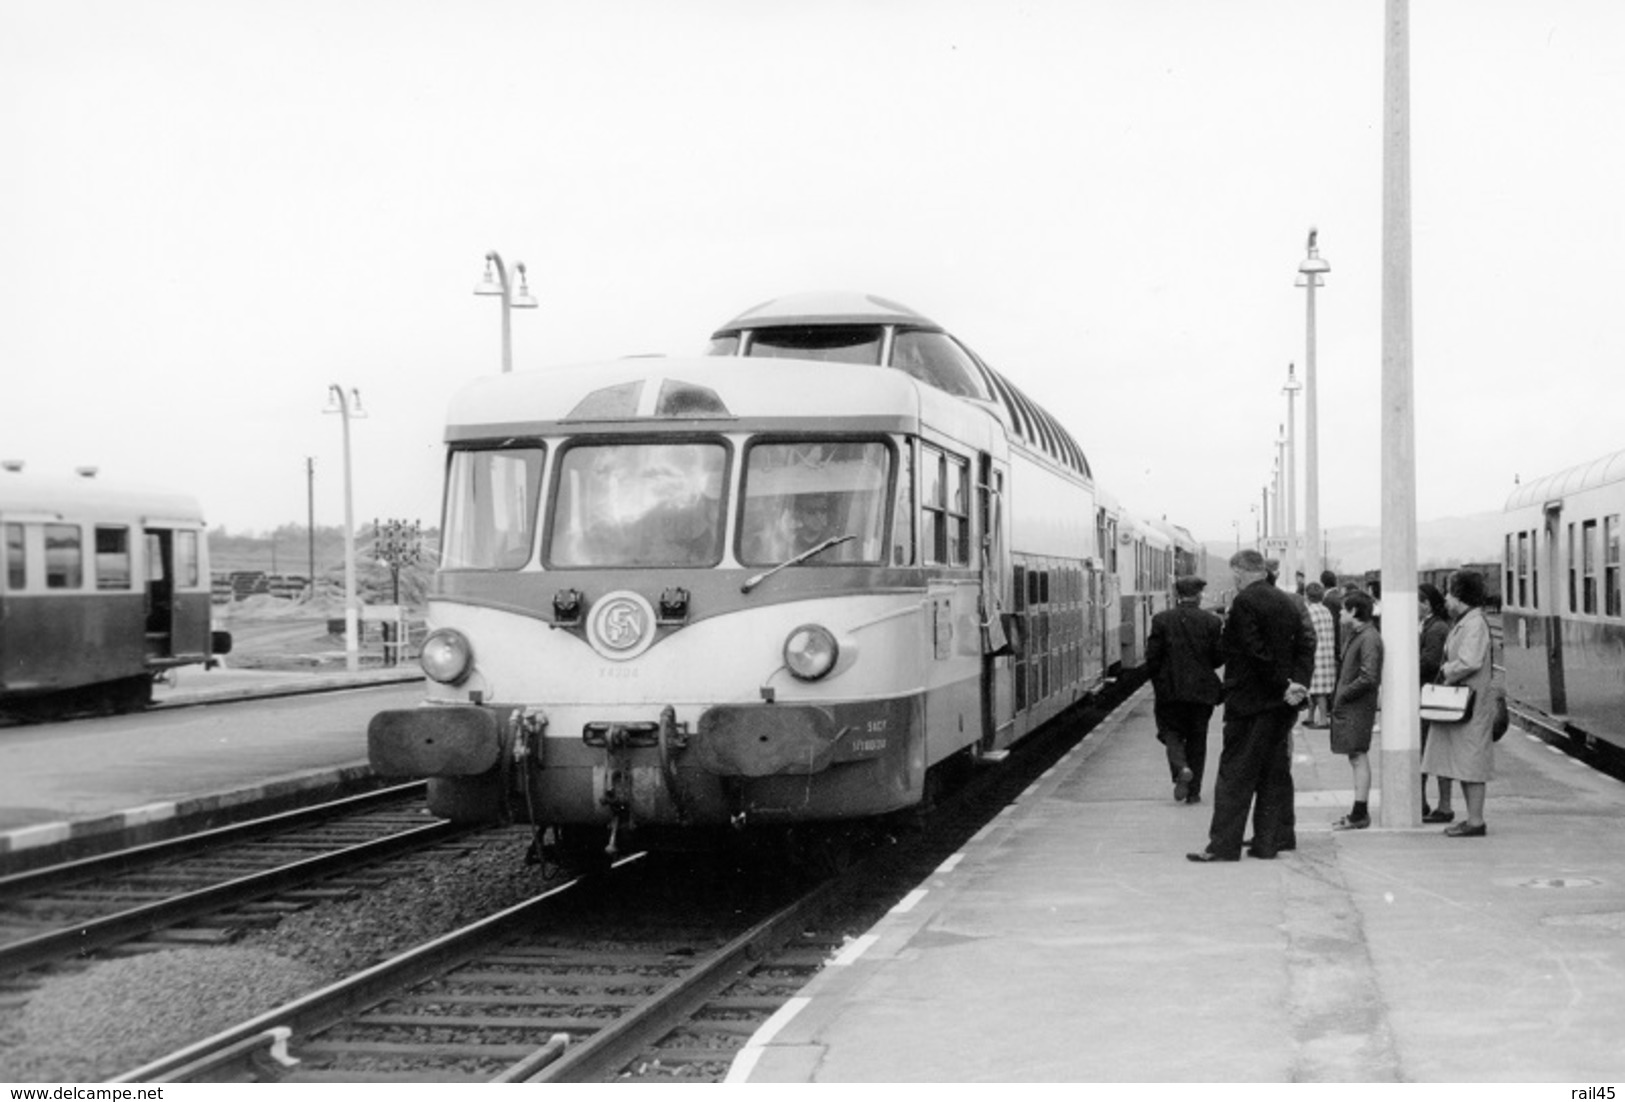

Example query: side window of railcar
[4,523,23,590]
[918,445,972,567]
[888,331,992,400]
[443,447,546,570]
[739,440,890,566]
[1606,515,1621,617]
[892,444,914,565]
[550,442,726,568]
[45,524,82,589]
[95,526,131,590]
[1582,519,1599,615]
[177,530,200,587]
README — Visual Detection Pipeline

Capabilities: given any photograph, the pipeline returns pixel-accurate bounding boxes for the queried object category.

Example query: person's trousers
[1207,706,1297,858]
[1154,699,1213,796]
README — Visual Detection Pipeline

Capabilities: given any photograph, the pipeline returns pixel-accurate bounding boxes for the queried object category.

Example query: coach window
[4,523,23,590]
[1606,515,1621,617]
[443,447,546,570]
[1516,531,1529,608]
[95,526,132,591]
[919,445,971,566]
[888,330,992,400]
[892,443,914,565]
[1582,519,1599,614]
[45,524,82,589]
[177,530,200,587]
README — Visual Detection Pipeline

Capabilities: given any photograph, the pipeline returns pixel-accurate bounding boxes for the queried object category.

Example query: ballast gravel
[0,828,551,1082]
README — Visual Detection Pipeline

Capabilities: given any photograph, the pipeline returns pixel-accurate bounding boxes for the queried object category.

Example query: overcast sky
[4,1,1622,545]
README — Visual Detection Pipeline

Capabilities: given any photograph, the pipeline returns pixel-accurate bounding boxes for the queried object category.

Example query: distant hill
[1202,510,1505,577]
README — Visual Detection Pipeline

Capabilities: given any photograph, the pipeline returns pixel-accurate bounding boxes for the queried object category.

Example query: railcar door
[978,455,1014,749]
[143,529,175,661]
[1542,503,1568,714]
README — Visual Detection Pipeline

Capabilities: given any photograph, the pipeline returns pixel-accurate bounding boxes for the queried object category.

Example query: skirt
[1419,718,1494,782]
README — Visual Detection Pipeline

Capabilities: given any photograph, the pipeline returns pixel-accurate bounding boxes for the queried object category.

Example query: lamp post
[324,385,366,672]
[1273,431,1287,560]
[474,250,538,373]
[1250,502,1260,549]
[1282,363,1303,590]
[1298,229,1331,583]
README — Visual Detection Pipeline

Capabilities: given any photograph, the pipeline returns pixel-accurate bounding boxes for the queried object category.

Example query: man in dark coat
[1145,575,1225,804]
[1189,549,1316,862]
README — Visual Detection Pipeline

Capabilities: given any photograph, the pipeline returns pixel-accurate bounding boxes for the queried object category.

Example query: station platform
[0,666,421,873]
[731,687,1625,1084]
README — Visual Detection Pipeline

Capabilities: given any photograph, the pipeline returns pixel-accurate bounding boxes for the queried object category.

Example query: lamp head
[511,262,539,309]
[474,254,504,296]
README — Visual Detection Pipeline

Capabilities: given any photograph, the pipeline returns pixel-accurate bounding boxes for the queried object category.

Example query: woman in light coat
[1419,570,1495,835]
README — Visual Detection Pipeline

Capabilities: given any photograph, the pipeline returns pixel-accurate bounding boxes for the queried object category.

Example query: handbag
[1419,683,1474,723]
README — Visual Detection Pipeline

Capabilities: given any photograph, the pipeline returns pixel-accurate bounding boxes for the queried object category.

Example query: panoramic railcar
[368,292,1169,857]
[1499,448,1625,742]
[0,471,229,717]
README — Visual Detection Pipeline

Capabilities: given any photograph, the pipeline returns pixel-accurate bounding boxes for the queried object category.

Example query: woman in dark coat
[1417,582,1451,819]
[1329,590,1383,829]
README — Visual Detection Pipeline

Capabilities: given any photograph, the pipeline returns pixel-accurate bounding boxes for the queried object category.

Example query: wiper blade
[740,534,856,594]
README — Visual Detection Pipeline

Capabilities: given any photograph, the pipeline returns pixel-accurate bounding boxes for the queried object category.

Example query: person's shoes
[1244,846,1277,859]
[1443,821,1487,837]
[1243,837,1296,851]
[1332,814,1371,831]
[1304,720,1330,729]
[1186,849,1239,863]
[1185,793,1201,804]
[1423,809,1455,824]
[1173,767,1193,802]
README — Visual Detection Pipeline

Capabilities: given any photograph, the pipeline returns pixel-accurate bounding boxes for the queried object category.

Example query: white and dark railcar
[1,471,229,718]
[1500,447,1625,750]
[367,293,1183,857]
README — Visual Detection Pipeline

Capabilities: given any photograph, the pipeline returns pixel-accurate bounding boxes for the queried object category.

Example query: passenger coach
[1500,447,1625,744]
[1,470,228,717]
[369,293,1159,860]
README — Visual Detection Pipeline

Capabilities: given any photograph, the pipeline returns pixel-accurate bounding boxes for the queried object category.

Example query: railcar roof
[0,474,204,524]
[1504,447,1625,510]
[444,355,987,439]
[712,291,938,333]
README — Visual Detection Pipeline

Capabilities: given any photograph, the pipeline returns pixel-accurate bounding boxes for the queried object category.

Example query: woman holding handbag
[1419,570,1495,835]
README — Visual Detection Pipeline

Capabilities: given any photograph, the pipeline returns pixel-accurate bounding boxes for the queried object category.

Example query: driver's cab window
[738,441,891,566]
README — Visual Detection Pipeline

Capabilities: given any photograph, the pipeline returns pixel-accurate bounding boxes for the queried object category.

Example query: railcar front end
[368,358,1003,856]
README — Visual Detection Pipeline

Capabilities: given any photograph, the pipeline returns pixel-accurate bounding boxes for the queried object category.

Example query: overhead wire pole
[1378,0,1421,829]
[1299,232,1331,582]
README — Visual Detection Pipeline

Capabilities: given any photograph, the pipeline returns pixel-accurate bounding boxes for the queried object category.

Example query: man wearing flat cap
[1145,574,1225,804]
[1189,548,1316,862]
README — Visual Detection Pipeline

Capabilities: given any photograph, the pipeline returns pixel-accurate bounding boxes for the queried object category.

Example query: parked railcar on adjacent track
[1499,447,1625,754]
[368,292,1197,861]
[1,472,230,719]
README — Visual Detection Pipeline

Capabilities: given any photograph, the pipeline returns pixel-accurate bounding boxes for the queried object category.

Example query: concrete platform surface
[0,667,422,870]
[732,688,1625,1083]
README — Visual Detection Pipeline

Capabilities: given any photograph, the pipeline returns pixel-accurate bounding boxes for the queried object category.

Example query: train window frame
[176,529,200,588]
[1606,514,1621,618]
[919,443,972,568]
[736,435,894,568]
[45,523,82,590]
[95,525,132,591]
[544,435,732,570]
[4,522,22,590]
[892,440,915,566]
[1582,518,1599,615]
[442,443,548,572]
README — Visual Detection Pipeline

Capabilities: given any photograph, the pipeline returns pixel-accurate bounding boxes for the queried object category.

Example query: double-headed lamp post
[474,251,538,373]
[1297,229,1331,582]
[324,385,366,672]
[1282,363,1303,590]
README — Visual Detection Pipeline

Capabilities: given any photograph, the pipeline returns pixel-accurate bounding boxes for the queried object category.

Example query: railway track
[112,680,1138,1084]
[0,783,467,979]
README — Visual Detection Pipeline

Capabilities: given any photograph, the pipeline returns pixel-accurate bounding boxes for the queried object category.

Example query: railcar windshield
[548,442,727,567]
[442,447,546,570]
[742,325,883,365]
[739,441,891,566]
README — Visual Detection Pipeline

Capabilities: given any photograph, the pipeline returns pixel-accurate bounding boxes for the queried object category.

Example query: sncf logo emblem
[588,591,657,661]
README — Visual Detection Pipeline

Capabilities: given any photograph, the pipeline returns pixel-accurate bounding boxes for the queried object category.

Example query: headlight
[420,628,473,684]
[784,623,839,681]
